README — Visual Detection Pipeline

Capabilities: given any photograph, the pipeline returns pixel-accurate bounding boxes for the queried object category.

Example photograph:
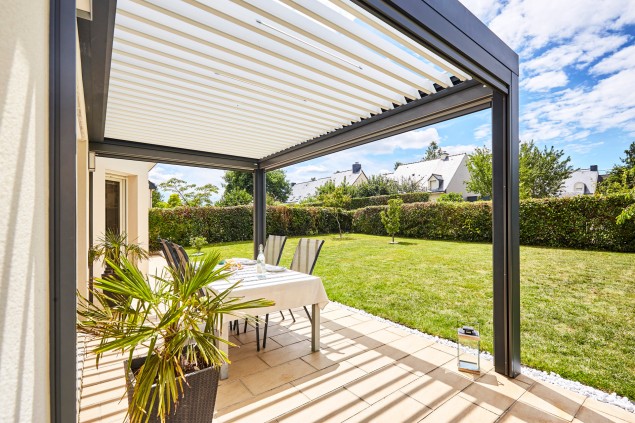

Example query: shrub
[300,192,429,210]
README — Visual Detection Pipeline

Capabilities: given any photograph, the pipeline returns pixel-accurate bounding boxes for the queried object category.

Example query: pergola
[50,0,519,420]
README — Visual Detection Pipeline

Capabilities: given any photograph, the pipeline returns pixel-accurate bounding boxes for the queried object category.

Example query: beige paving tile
[458,369,531,415]
[277,387,368,423]
[575,398,635,423]
[348,329,405,350]
[301,339,366,370]
[384,325,411,337]
[517,380,585,421]
[228,338,282,362]
[346,318,390,335]
[270,330,310,347]
[420,395,499,422]
[400,367,473,409]
[440,354,495,381]
[215,383,310,423]
[322,315,366,331]
[382,333,436,356]
[345,364,420,404]
[499,401,570,422]
[321,308,355,320]
[241,359,317,396]
[292,361,367,400]
[344,391,432,423]
[259,340,313,367]
[396,345,455,376]
[215,380,254,410]
[345,348,397,374]
[227,356,269,380]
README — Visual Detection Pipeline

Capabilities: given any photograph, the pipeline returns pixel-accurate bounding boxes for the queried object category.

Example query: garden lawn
[186,234,635,400]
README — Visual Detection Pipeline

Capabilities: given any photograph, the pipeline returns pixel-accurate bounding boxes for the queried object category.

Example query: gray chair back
[290,238,324,275]
[264,235,287,265]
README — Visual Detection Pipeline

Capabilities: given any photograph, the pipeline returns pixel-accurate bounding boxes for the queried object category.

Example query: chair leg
[243,318,248,333]
[263,314,269,349]
[303,306,312,324]
[279,310,285,320]
[256,316,260,352]
[288,309,296,322]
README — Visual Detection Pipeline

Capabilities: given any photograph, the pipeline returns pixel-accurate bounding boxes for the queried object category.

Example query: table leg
[220,319,229,380]
[311,304,320,352]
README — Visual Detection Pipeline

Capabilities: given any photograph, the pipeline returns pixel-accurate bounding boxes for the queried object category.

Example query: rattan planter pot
[124,357,220,423]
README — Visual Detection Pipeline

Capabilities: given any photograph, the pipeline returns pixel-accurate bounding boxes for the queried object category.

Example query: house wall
[444,155,478,199]
[91,158,154,278]
[0,1,51,421]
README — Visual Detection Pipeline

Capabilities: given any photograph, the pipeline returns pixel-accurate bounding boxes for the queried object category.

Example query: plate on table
[230,258,257,265]
[265,265,286,272]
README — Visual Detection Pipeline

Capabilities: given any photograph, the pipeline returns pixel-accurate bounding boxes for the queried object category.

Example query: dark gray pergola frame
[50,1,520,421]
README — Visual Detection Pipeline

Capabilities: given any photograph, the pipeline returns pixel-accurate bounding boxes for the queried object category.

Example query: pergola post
[492,81,521,377]
[253,168,267,259]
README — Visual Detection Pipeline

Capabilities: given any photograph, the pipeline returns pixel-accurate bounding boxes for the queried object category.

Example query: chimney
[291,182,296,186]
[352,162,361,174]
[440,152,449,161]
[590,165,598,172]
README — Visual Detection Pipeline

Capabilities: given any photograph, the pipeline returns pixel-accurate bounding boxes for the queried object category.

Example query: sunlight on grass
[186,234,635,399]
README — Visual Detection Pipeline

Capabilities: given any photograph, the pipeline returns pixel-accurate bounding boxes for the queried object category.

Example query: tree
[380,198,403,243]
[167,193,182,208]
[465,141,572,199]
[222,170,292,202]
[597,142,635,195]
[465,146,493,199]
[519,140,572,199]
[352,175,399,197]
[151,190,163,208]
[216,188,253,207]
[394,161,403,171]
[158,178,218,206]
[423,140,443,161]
[319,183,352,239]
[438,192,464,202]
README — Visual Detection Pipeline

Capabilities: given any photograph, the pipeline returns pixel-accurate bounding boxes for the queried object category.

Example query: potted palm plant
[90,229,149,279]
[77,251,274,423]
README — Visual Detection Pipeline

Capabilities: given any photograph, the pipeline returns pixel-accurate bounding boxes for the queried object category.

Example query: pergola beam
[90,138,258,171]
[261,81,492,170]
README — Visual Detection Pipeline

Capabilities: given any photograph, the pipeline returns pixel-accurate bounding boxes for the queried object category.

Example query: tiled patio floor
[78,303,635,423]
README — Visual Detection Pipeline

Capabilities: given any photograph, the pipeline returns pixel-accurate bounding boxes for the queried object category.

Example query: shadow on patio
[78,301,634,423]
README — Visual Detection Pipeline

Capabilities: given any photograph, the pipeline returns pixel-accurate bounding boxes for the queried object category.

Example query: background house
[287,162,368,203]
[387,153,477,200]
[559,165,604,197]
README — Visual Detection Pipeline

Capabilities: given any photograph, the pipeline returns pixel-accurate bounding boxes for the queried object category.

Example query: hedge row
[300,191,429,209]
[352,194,635,252]
[149,195,635,252]
[148,205,351,251]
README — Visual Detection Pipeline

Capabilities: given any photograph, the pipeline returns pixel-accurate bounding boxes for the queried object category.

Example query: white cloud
[458,0,501,23]
[148,165,183,184]
[442,144,479,155]
[370,127,440,154]
[474,123,491,141]
[521,70,568,92]
[591,44,635,75]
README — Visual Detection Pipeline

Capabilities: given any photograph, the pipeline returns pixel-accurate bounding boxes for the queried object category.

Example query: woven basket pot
[124,357,220,423]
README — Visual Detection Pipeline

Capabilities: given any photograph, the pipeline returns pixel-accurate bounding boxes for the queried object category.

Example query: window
[429,178,439,191]
[105,176,126,234]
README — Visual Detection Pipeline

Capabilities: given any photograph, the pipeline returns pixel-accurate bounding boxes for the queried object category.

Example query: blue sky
[150,0,635,199]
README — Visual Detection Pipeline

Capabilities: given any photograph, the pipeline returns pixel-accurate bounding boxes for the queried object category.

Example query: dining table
[208,260,329,379]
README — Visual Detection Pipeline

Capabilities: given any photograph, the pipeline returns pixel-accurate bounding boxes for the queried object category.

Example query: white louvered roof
[105,0,471,160]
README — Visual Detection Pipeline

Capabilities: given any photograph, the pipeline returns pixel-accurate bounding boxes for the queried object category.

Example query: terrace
[52,0,524,421]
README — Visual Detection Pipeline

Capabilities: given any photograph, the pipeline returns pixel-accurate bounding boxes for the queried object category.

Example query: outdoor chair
[262,238,324,348]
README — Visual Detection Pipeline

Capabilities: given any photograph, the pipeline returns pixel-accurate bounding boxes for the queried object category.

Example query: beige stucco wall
[0,1,51,422]
[91,158,154,279]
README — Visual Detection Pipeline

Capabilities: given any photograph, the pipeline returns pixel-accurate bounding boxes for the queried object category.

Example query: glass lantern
[457,322,480,374]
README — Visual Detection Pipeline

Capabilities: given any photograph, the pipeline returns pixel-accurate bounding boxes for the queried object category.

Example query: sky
[150,0,635,199]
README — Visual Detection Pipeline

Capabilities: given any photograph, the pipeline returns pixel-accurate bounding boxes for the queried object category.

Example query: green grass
[186,234,635,399]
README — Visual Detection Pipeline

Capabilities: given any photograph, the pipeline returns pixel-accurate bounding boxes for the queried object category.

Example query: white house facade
[287,162,368,203]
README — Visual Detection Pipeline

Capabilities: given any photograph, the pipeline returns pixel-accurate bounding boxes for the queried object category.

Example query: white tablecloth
[208,265,329,315]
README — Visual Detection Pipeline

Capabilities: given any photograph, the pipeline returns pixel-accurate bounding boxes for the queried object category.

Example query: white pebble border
[329,301,635,414]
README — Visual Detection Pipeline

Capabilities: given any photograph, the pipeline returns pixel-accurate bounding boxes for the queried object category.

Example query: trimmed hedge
[352,194,635,252]
[149,205,351,251]
[150,195,635,252]
[301,191,429,209]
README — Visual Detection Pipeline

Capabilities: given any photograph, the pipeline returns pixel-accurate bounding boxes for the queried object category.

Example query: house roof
[288,168,366,203]
[560,169,600,196]
[391,154,466,191]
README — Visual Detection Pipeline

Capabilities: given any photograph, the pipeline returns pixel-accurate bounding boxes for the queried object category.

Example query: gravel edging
[329,301,635,414]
